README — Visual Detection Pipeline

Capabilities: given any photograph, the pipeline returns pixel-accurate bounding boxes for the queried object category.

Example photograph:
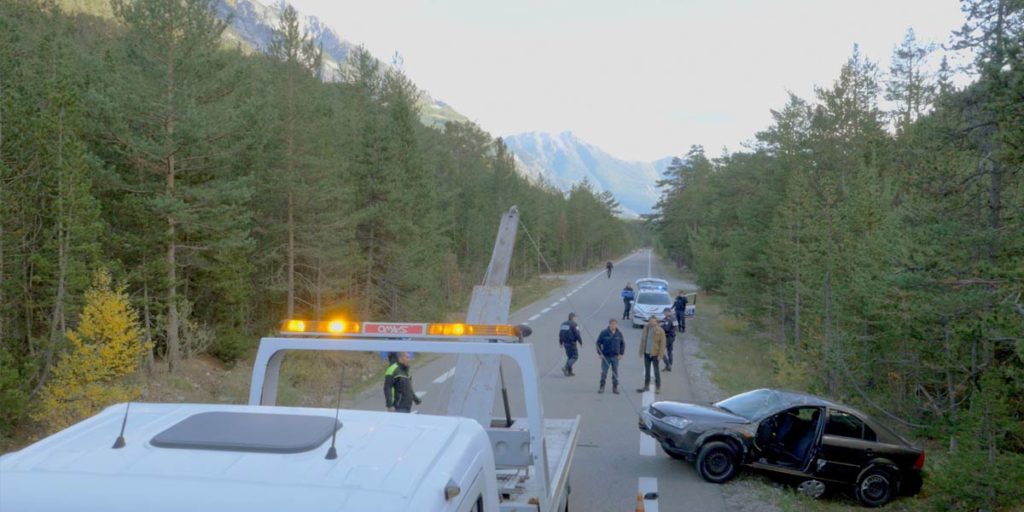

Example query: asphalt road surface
[352,248,727,512]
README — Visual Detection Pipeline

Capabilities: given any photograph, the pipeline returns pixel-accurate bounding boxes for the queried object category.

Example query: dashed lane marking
[638,477,659,512]
[528,313,541,321]
[640,390,657,456]
[541,307,551,313]
[432,368,455,384]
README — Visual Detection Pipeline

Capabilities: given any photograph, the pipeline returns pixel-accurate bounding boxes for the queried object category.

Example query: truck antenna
[112,402,131,449]
[325,367,344,460]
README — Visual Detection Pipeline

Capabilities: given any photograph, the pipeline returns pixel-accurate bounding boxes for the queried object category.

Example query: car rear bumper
[900,470,923,496]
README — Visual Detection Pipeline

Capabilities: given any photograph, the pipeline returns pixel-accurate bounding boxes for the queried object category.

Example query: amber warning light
[280,320,518,338]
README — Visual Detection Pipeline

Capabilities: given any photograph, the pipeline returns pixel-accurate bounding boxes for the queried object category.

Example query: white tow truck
[0,208,579,512]
[0,321,579,512]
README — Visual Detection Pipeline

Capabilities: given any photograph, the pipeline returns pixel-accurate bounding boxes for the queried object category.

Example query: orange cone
[635,493,645,512]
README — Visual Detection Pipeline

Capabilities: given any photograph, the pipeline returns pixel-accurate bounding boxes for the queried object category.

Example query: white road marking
[549,302,559,308]
[638,477,659,512]
[647,249,652,278]
[640,390,656,456]
[528,313,541,321]
[432,368,455,384]
[557,298,565,303]
[541,307,551,313]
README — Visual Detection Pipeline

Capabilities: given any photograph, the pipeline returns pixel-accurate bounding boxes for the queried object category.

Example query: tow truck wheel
[696,441,738,483]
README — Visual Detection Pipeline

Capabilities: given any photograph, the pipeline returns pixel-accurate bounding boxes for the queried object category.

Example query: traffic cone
[635,493,645,512]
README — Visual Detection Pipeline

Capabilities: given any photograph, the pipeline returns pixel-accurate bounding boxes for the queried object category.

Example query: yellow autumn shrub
[33,269,150,432]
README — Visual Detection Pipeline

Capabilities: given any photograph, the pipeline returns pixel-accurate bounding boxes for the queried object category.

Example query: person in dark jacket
[673,293,689,332]
[559,313,583,376]
[660,308,676,372]
[385,352,421,413]
[595,319,625,394]
[621,283,635,320]
[606,260,614,278]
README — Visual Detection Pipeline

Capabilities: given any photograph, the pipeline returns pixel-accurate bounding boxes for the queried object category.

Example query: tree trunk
[943,318,958,452]
[286,61,296,318]
[36,105,69,398]
[164,38,179,373]
[987,160,1001,262]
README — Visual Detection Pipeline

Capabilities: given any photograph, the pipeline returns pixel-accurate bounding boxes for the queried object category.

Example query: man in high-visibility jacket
[385,352,421,413]
[383,352,399,411]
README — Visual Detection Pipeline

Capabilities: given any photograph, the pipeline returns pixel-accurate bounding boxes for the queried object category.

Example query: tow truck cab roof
[0,403,496,512]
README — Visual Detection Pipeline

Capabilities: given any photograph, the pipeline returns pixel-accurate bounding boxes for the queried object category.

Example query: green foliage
[32,269,148,432]
[655,3,1024,508]
[0,0,632,439]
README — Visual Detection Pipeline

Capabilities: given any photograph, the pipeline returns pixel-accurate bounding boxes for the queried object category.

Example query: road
[352,248,727,512]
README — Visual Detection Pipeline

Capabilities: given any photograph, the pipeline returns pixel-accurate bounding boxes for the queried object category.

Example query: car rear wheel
[855,468,893,507]
[695,441,738,483]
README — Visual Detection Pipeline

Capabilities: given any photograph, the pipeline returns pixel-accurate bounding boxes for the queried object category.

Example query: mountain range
[58,0,671,216]
[504,132,670,216]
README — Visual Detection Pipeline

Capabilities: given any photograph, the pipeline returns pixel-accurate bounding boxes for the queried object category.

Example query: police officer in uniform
[560,313,583,376]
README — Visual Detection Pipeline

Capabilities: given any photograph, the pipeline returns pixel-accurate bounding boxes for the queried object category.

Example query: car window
[637,292,671,305]
[826,410,869,440]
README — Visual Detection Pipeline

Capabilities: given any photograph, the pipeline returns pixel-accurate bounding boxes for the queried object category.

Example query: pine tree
[886,28,936,131]
[106,0,255,372]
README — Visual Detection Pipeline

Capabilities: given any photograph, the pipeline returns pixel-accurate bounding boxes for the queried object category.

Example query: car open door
[815,408,878,483]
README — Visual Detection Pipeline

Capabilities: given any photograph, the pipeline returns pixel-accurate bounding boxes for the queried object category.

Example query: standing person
[606,260,614,278]
[382,352,399,411]
[621,283,635,320]
[559,313,583,376]
[673,293,689,332]
[636,316,666,394]
[595,319,625,394]
[660,308,676,372]
[385,352,421,413]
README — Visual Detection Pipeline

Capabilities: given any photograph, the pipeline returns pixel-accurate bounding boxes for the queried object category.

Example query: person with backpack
[559,313,583,376]
[621,283,635,320]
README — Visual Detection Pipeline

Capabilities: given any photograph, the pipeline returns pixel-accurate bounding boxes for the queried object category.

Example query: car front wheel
[854,467,894,507]
[695,441,738,483]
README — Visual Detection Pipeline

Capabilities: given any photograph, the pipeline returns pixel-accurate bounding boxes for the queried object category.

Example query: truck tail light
[912,451,925,470]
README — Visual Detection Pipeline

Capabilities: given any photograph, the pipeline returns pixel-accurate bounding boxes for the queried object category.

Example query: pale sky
[289,0,970,161]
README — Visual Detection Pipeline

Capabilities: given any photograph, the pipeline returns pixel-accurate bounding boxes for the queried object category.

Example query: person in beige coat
[636,316,666,394]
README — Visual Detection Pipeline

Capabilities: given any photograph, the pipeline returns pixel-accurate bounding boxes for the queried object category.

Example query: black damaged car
[639,388,924,507]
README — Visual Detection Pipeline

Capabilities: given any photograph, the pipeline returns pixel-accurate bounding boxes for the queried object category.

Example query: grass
[689,294,777,397]
[511,274,566,312]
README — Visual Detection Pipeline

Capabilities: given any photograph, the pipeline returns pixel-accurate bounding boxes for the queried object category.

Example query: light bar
[279,319,518,338]
[427,323,518,337]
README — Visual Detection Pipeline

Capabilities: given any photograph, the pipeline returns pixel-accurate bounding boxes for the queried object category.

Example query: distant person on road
[621,283,635,320]
[385,352,421,413]
[673,293,689,332]
[559,313,583,376]
[595,319,625,394]
[606,260,614,278]
[636,316,666,394]
[660,308,676,372]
